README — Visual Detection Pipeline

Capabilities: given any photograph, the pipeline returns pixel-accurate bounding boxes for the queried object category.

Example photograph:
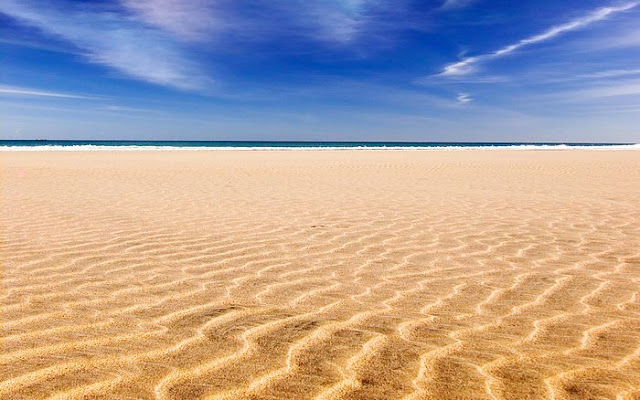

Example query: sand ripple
[1,150,639,399]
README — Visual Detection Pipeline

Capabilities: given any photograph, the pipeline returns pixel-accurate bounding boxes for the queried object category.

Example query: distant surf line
[1,141,638,151]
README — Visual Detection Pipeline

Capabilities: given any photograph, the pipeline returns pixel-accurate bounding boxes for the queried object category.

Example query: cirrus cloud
[0,0,214,91]
[439,2,640,77]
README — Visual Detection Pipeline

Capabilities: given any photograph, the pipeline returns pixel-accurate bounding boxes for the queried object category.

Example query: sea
[0,140,638,151]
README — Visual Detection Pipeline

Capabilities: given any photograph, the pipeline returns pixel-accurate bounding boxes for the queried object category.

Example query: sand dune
[1,150,639,399]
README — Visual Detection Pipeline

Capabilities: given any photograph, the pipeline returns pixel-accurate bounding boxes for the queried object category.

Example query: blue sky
[1,0,639,142]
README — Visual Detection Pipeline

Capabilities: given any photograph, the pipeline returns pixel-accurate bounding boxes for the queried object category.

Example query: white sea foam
[1,144,639,151]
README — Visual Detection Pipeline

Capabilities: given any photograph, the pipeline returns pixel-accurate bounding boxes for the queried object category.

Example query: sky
[1,0,639,142]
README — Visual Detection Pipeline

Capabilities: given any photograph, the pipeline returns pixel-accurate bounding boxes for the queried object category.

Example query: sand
[1,150,639,399]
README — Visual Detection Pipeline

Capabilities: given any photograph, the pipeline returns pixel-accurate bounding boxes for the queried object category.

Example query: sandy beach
[1,150,639,399]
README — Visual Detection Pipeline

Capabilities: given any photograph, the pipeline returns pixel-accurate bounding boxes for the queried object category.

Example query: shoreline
[2,144,639,151]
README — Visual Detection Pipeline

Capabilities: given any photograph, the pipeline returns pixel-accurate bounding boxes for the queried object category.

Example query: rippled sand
[1,150,639,399]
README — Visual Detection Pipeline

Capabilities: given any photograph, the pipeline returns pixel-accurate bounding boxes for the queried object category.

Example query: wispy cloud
[121,0,381,46]
[283,0,374,43]
[415,74,510,86]
[121,0,222,42]
[535,77,640,105]
[440,0,476,11]
[439,2,640,76]
[601,29,640,48]
[0,0,405,93]
[101,105,157,113]
[0,37,74,53]
[0,0,212,91]
[573,80,640,99]
[579,68,640,79]
[0,85,98,99]
[456,92,472,104]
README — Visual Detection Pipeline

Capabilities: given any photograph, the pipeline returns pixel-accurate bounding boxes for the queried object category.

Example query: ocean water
[0,140,638,151]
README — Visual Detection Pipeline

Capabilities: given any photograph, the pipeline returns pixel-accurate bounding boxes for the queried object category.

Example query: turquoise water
[0,140,637,150]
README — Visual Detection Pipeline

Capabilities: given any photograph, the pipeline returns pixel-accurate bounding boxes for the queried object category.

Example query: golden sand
[1,150,639,399]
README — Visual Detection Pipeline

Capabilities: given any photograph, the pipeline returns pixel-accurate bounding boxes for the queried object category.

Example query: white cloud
[440,0,476,11]
[604,30,640,48]
[415,74,510,86]
[456,92,472,104]
[121,0,378,46]
[543,78,640,104]
[579,69,640,79]
[121,0,222,41]
[101,105,157,113]
[295,0,372,43]
[0,85,98,99]
[439,2,640,76]
[578,17,640,50]
[575,81,640,98]
[0,0,212,91]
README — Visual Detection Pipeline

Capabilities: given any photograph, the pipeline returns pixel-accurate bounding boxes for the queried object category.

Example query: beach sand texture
[1,150,639,400]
